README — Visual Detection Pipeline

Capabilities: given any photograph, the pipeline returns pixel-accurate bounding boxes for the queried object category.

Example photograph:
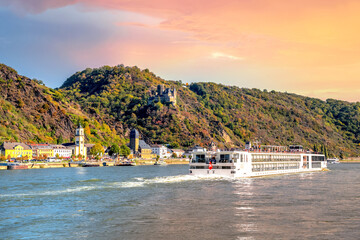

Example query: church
[74,124,86,158]
[129,128,155,159]
[62,124,87,159]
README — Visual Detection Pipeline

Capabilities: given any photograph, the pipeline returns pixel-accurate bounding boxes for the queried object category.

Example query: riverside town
[0,125,189,169]
[1,123,331,174]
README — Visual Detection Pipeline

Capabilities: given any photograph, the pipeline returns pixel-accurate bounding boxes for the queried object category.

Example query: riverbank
[0,158,189,170]
[340,159,360,163]
[135,158,189,165]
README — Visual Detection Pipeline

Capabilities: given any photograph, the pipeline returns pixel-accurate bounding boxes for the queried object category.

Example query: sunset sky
[1,0,360,101]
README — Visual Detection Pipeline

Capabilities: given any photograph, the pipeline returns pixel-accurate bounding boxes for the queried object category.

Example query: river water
[1,164,359,239]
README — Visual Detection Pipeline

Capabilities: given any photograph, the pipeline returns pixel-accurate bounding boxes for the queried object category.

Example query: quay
[0,158,189,170]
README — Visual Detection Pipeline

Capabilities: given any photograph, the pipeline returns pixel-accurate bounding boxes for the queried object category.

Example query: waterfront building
[139,140,156,159]
[151,144,168,158]
[50,144,72,158]
[29,144,54,159]
[61,125,89,159]
[128,128,156,159]
[171,149,185,158]
[85,144,95,157]
[1,142,32,159]
[74,124,87,158]
[130,129,139,153]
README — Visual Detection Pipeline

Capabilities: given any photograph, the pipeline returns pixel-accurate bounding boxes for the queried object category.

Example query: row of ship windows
[252,155,301,160]
[252,163,299,172]
[252,158,301,162]
[190,166,236,169]
[195,154,305,162]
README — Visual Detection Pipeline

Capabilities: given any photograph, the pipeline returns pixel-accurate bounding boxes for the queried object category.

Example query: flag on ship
[209,161,213,170]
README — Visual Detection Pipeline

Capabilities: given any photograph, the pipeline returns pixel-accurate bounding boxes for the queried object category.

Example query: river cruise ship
[189,149,327,177]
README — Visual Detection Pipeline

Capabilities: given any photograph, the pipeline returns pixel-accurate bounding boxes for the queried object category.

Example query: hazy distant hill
[1,63,359,158]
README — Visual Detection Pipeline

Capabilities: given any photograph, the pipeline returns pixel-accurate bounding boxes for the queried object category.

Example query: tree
[109,144,121,158]
[170,142,180,149]
[84,125,91,136]
[90,143,104,160]
[171,153,177,158]
[120,144,131,158]
[57,135,64,144]
[17,99,24,108]
[322,145,329,159]
[313,144,318,152]
[56,153,60,159]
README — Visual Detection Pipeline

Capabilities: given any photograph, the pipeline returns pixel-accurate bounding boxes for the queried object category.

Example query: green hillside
[0,64,124,145]
[1,63,360,158]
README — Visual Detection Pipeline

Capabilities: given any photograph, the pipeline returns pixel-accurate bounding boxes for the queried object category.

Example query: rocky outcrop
[0,64,74,142]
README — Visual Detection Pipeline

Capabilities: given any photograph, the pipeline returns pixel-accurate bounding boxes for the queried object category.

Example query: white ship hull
[190,166,326,178]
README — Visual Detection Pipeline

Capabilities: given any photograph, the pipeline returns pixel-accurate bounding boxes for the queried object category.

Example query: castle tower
[75,124,86,158]
[130,129,139,153]
[171,87,177,105]
[157,84,164,95]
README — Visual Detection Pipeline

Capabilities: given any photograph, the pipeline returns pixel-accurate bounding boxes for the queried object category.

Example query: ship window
[233,154,239,163]
[219,154,230,163]
[196,154,206,163]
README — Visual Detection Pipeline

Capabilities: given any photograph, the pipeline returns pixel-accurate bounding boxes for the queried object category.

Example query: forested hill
[0,64,124,145]
[1,63,360,158]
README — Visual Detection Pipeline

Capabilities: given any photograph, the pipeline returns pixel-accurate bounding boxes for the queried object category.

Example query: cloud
[211,52,243,61]
[116,22,151,28]
[2,0,360,101]
[0,0,79,14]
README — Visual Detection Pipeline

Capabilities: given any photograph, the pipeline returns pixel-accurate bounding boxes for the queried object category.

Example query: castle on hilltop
[148,84,177,105]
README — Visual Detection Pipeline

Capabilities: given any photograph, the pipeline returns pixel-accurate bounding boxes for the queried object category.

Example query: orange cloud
[3,0,360,101]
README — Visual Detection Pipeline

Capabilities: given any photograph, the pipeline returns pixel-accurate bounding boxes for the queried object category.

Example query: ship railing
[191,159,234,164]
[242,149,324,154]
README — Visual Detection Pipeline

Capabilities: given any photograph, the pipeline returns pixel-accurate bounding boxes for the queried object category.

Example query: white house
[151,144,168,158]
[171,149,185,158]
[50,145,72,159]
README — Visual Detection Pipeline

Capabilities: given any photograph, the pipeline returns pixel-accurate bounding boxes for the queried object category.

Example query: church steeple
[76,124,84,137]
[75,124,86,159]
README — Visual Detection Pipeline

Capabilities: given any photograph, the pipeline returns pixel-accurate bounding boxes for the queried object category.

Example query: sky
[1,0,360,102]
